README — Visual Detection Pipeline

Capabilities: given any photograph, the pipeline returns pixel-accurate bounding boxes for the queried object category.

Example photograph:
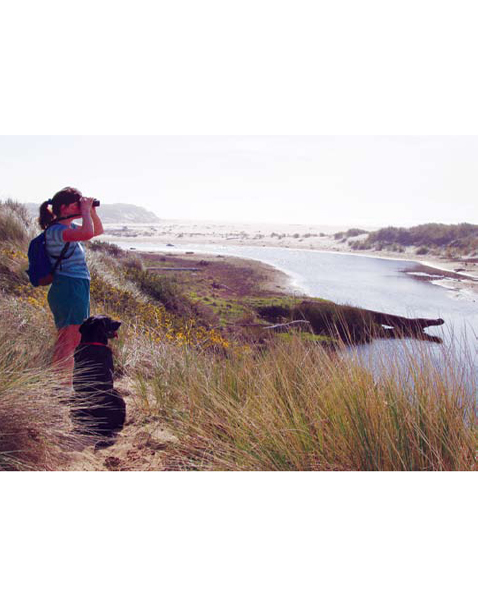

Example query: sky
[0,135,477,228]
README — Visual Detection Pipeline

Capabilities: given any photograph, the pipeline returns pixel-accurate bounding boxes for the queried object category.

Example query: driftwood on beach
[263,320,312,332]
[147,267,203,272]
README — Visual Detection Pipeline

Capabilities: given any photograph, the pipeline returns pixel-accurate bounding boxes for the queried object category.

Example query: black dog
[71,315,126,450]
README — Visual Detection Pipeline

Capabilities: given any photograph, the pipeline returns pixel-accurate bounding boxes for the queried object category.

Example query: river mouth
[106,239,478,391]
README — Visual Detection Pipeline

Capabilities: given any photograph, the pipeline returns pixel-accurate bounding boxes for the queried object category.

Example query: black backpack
[26,226,73,287]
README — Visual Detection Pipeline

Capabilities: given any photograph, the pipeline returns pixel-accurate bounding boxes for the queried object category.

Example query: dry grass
[0,199,37,247]
[0,294,97,470]
[0,361,91,471]
[133,334,477,471]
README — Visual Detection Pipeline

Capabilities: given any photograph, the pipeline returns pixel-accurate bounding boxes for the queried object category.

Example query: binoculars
[76,199,100,207]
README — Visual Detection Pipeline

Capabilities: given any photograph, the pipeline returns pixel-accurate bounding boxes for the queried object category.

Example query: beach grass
[131,333,477,471]
[0,294,98,470]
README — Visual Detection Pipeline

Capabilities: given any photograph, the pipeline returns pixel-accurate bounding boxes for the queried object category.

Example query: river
[111,240,478,391]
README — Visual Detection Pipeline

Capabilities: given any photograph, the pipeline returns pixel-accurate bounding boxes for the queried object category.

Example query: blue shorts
[47,275,90,330]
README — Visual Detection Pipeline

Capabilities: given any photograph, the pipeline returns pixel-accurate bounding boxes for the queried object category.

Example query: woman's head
[39,187,82,230]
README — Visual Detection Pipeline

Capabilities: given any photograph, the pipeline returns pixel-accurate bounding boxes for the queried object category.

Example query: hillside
[21,201,161,224]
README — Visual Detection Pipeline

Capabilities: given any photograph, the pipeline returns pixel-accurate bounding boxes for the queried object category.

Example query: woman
[39,187,104,385]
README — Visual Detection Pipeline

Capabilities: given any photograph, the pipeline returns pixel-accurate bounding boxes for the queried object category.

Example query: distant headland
[21,202,161,225]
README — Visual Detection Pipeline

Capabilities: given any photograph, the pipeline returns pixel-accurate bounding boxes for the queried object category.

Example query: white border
[1,1,478,598]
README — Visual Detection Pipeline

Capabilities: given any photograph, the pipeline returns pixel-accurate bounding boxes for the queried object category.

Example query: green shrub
[349,240,372,250]
[416,246,429,255]
[366,223,477,253]
[335,228,368,240]
[87,240,127,258]
[122,255,145,271]
[124,267,181,311]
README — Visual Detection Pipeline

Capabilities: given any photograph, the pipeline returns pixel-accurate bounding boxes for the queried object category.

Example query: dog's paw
[133,429,178,451]
[115,386,131,397]
[94,438,117,451]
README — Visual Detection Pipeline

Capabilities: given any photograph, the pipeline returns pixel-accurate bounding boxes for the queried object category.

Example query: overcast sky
[0,135,476,227]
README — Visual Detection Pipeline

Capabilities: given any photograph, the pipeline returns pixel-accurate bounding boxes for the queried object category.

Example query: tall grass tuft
[0,359,91,470]
[0,296,95,470]
[0,199,36,247]
[134,334,477,471]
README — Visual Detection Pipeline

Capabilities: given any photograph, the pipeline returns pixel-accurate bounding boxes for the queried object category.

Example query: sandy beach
[101,219,478,296]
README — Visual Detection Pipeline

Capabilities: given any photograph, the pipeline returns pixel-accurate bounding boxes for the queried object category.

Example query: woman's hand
[79,197,95,215]
[63,199,95,242]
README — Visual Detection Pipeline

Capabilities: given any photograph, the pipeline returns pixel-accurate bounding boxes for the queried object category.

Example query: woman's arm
[91,205,104,237]
[62,198,95,242]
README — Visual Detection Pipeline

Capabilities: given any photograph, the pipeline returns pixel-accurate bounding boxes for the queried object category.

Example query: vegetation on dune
[333,228,369,241]
[0,200,477,471]
[343,222,478,256]
[134,335,477,471]
[0,292,101,470]
[0,199,35,245]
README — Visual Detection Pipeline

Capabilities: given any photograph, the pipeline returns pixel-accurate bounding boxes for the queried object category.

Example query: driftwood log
[263,320,312,332]
[147,267,203,272]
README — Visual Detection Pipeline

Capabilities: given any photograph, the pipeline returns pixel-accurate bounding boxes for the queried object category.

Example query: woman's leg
[52,324,81,386]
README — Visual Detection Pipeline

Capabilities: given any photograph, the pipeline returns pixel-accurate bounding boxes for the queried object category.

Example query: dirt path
[62,377,179,471]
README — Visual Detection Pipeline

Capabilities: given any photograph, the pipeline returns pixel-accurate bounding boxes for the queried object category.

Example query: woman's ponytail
[38,187,82,230]
[39,200,55,230]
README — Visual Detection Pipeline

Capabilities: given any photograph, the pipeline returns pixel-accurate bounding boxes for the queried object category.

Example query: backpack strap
[55,214,82,222]
[45,223,75,273]
[51,242,71,274]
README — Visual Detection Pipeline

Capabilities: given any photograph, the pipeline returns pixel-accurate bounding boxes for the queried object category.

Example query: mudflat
[136,250,299,297]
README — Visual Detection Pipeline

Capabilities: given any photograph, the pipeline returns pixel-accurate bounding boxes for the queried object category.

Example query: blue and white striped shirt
[46,223,90,280]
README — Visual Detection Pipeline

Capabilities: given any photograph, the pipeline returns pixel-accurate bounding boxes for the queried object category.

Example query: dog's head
[79,315,122,345]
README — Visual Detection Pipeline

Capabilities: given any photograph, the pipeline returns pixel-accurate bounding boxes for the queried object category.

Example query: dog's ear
[98,318,109,332]
[107,317,122,331]
[79,316,95,335]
